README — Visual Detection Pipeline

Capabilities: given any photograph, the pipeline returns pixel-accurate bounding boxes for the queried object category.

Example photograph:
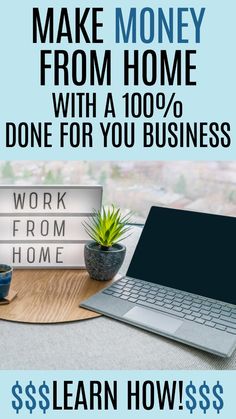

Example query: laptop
[80,206,236,357]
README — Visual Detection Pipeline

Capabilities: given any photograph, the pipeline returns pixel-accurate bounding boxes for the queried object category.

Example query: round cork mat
[0,269,115,324]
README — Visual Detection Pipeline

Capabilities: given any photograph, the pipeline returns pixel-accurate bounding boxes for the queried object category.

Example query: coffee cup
[0,264,13,299]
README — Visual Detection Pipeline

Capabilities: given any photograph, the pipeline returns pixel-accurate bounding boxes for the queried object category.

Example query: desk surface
[0,269,113,324]
[0,227,235,370]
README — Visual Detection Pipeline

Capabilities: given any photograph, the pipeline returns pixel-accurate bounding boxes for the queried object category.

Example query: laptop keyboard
[102,276,236,336]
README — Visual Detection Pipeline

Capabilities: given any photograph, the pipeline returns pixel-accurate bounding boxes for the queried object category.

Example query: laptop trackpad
[123,307,183,334]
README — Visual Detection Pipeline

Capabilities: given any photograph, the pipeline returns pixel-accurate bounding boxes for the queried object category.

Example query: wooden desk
[0,270,114,324]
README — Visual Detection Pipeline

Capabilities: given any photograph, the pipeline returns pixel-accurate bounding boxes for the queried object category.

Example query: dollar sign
[199,381,210,414]
[25,381,37,414]
[12,381,23,414]
[39,381,50,414]
[185,381,197,414]
[213,381,224,414]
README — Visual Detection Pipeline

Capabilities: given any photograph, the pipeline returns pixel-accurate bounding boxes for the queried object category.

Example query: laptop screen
[127,206,236,305]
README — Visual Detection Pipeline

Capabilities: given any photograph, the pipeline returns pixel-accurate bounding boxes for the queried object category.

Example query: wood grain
[0,270,115,324]
[0,289,18,305]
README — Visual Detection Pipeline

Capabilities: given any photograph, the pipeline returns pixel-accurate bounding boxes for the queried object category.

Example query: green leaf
[83,205,134,247]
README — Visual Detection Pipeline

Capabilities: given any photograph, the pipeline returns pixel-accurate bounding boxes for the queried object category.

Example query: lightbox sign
[0,186,102,268]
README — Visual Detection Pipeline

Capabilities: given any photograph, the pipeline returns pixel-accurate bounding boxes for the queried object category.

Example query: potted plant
[83,205,132,281]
